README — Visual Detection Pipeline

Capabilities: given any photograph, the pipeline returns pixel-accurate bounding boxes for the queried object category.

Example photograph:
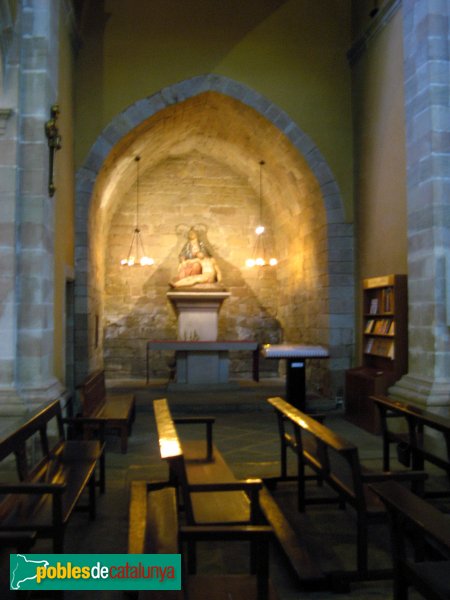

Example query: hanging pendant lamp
[120,156,154,267]
[246,160,278,268]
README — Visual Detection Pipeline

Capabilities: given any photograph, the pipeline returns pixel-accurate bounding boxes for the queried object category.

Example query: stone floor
[5,378,443,598]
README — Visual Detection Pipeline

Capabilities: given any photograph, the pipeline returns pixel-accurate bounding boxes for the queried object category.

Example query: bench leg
[256,538,270,600]
[89,473,97,520]
[393,574,409,600]
[250,540,257,574]
[120,425,128,454]
[383,439,390,471]
[280,440,288,479]
[297,465,306,513]
[356,516,368,577]
[53,529,65,553]
[99,451,106,494]
[187,540,197,574]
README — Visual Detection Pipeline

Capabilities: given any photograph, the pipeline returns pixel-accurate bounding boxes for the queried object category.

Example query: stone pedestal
[166,290,233,388]
[169,342,234,389]
[167,290,230,341]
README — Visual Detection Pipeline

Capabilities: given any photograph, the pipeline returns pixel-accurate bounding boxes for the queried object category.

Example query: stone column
[14,0,63,410]
[390,0,450,411]
[0,2,21,414]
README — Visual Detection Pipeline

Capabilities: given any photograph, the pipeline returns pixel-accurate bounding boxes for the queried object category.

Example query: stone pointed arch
[75,75,354,393]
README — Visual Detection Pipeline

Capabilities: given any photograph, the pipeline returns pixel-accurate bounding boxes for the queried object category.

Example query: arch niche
[75,76,354,398]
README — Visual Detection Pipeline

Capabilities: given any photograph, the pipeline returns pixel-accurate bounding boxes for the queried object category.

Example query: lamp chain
[135,155,140,231]
[259,159,265,224]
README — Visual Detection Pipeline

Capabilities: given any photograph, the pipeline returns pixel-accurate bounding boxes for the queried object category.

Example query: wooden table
[261,344,329,411]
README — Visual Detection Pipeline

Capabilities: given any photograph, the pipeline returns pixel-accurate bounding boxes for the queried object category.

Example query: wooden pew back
[267,396,427,578]
[0,399,65,482]
[153,398,262,528]
[78,369,107,417]
[0,399,102,552]
[130,483,276,600]
[371,480,450,600]
[373,394,450,498]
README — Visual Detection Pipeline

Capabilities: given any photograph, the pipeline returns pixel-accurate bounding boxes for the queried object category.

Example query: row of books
[364,318,395,335]
[364,337,395,359]
[367,287,394,315]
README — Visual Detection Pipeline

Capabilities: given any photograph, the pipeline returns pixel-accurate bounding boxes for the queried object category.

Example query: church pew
[371,480,450,600]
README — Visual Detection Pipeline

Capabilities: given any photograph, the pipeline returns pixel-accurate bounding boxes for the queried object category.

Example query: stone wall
[76,81,354,397]
[104,153,282,379]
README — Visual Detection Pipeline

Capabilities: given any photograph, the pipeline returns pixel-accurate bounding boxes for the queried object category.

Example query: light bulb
[246,258,256,268]
[269,258,278,266]
[128,257,135,266]
[120,258,128,266]
[255,225,265,235]
[140,256,155,266]
[255,257,265,266]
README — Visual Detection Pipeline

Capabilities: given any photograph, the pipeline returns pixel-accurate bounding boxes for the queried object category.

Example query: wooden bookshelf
[345,274,408,434]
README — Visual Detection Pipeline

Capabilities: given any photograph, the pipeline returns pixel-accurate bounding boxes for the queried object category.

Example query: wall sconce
[45,104,62,197]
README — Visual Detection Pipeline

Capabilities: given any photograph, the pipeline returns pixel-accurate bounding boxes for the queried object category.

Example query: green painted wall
[75,0,354,218]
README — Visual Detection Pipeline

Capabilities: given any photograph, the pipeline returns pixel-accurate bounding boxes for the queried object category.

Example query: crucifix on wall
[45,104,62,197]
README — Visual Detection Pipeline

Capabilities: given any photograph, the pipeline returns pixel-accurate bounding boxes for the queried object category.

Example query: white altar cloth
[262,344,329,359]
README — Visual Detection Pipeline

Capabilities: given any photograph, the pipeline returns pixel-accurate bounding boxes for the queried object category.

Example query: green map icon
[10,555,50,590]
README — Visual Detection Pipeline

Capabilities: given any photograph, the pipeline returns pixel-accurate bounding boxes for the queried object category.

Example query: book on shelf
[388,320,395,335]
[369,298,379,315]
[373,318,393,335]
[365,319,375,333]
[365,338,374,353]
[381,287,394,313]
[365,337,395,359]
[387,340,395,359]
[372,320,382,334]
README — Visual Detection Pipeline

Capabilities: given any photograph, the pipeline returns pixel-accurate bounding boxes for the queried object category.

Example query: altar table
[261,344,329,412]
[146,340,259,386]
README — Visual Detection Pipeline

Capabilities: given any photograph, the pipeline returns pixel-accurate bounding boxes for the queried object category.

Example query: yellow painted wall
[75,0,354,219]
[353,7,407,279]
[53,12,75,383]
[351,5,407,360]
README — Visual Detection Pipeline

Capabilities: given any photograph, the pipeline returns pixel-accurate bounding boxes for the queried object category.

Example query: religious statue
[179,227,208,260]
[170,227,223,288]
[170,251,222,288]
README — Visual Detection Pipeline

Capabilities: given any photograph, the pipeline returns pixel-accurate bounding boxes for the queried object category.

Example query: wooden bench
[267,396,329,511]
[0,399,105,552]
[129,483,278,600]
[267,396,428,580]
[78,369,136,453]
[371,480,450,600]
[373,394,450,499]
[153,398,267,573]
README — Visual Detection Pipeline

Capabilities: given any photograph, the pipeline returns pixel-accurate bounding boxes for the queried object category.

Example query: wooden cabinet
[345,274,408,434]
